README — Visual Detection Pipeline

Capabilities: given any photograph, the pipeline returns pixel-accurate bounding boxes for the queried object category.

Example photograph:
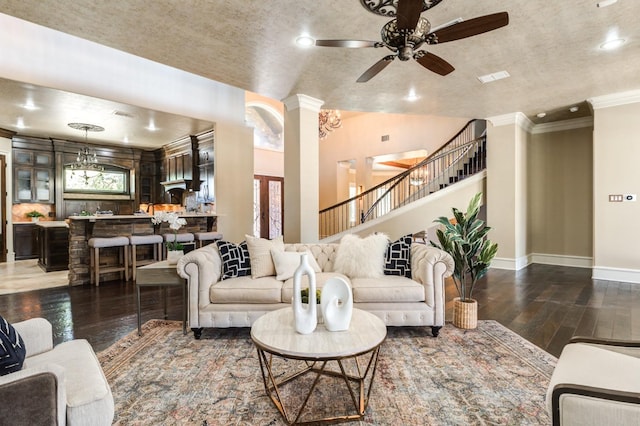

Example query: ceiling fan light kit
[316,0,509,82]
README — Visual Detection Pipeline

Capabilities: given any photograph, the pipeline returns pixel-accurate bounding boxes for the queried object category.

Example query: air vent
[477,70,510,84]
[113,110,135,118]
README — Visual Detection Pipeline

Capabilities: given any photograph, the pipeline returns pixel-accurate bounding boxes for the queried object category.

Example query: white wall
[528,123,593,264]
[486,113,529,270]
[254,148,284,177]
[590,94,640,283]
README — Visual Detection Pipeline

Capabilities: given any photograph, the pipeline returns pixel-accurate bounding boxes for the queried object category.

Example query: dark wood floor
[1,263,637,357]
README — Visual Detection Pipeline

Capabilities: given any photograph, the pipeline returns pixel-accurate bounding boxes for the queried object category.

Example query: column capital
[282,94,324,112]
[486,112,533,132]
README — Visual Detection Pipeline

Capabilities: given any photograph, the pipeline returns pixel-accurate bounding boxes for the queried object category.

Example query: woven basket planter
[453,298,478,329]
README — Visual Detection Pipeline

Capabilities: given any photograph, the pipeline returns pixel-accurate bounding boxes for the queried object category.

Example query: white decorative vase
[31,217,40,222]
[166,250,184,266]
[292,253,318,334]
[320,277,353,332]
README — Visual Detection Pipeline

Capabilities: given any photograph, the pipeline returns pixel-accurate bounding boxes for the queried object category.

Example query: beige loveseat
[177,242,454,339]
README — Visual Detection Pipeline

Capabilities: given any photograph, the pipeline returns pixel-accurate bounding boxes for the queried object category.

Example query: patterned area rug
[99,319,556,425]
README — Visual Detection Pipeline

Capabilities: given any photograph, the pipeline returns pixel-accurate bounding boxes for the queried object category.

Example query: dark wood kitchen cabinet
[13,148,54,204]
[37,222,69,272]
[14,223,39,260]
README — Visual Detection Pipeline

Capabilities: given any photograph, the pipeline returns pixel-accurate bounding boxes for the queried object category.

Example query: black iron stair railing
[319,119,486,239]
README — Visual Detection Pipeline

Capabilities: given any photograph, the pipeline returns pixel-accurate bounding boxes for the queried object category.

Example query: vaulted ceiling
[0,0,638,146]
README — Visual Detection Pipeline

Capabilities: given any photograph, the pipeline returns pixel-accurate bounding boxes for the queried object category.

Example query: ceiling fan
[315,0,509,82]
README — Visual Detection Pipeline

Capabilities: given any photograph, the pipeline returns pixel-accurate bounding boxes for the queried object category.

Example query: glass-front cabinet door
[34,169,52,202]
[34,152,52,167]
[15,168,33,202]
[12,149,54,204]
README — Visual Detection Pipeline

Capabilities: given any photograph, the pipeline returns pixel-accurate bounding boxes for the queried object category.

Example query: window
[64,165,129,194]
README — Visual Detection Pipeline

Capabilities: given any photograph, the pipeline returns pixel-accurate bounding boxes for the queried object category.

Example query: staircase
[319,119,486,239]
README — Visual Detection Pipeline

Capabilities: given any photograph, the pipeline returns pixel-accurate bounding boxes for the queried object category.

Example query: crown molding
[0,127,15,139]
[531,116,594,134]
[588,89,640,110]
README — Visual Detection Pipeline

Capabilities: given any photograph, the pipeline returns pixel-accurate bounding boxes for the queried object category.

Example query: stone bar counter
[67,213,217,285]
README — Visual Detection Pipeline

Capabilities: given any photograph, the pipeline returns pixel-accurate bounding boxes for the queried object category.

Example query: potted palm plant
[431,192,498,329]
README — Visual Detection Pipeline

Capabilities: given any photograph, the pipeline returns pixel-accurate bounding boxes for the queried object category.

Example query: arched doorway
[246,102,284,239]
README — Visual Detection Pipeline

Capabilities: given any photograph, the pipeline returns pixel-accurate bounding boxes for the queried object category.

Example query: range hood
[160,179,193,191]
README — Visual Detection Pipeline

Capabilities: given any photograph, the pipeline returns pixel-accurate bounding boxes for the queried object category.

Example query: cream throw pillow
[333,233,389,278]
[245,234,284,278]
[270,249,322,281]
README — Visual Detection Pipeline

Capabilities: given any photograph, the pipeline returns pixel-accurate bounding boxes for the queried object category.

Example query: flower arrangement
[151,211,187,251]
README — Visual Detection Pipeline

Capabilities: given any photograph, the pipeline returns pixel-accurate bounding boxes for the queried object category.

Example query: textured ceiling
[0,0,639,145]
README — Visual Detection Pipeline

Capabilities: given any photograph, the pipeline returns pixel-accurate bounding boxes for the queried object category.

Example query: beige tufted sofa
[177,242,454,339]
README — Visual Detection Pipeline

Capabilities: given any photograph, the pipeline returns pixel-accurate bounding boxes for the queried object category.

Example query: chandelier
[319,109,342,140]
[409,161,428,186]
[67,122,105,183]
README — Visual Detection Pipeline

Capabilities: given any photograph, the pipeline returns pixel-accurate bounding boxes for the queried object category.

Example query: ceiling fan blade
[430,12,509,44]
[415,51,455,76]
[315,39,379,48]
[396,0,423,31]
[357,55,395,83]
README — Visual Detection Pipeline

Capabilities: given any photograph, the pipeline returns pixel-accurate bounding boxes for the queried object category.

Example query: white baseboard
[491,256,530,271]
[592,266,640,284]
[530,253,592,269]
[492,253,592,271]
[491,254,640,284]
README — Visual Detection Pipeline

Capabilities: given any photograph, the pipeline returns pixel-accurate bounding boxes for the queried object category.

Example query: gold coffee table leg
[256,346,381,425]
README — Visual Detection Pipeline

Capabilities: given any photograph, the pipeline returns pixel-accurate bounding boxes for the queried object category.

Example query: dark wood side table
[136,260,187,336]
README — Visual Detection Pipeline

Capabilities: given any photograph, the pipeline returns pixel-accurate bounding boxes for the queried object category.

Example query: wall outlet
[624,194,637,202]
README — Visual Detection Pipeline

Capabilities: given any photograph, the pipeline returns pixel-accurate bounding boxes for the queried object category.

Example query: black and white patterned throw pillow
[0,315,26,375]
[216,240,252,280]
[384,234,412,278]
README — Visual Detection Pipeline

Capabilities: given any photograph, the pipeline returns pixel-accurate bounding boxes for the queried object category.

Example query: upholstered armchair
[546,336,640,426]
[0,318,114,425]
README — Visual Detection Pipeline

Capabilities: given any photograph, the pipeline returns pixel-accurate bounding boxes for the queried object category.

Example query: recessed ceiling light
[23,99,38,110]
[404,89,419,102]
[536,112,546,118]
[600,38,625,50]
[569,106,579,113]
[597,0,618,7]
[146,122,157,131]
[295,35,315,47]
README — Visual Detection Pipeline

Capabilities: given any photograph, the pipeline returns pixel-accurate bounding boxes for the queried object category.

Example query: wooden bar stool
[129,234,164,281]
[88,236,130,286]
[194,232,223,248]
[163,232,195,257]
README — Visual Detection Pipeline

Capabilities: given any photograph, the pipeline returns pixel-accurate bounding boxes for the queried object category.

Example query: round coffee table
[251,308,387,424]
